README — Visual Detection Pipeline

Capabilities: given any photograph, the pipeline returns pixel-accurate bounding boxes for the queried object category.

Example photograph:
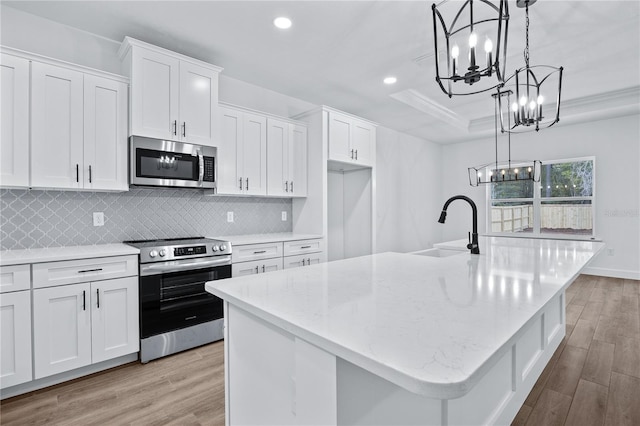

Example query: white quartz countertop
[207,237,604,398]
[211,233,323,246]
[0,243,139,266]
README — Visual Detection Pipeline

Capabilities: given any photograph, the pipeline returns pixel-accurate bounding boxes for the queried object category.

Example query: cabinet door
[130,47,179,140]
[289,123,307,197]
[0,54,30,188]
[218,106,243,195]
[33,283,92,379]
[232,258,283,277]
[31,62,84,189]
[352,120,375,166]
[266,118,289,196]
[91,277,139,364]
[242,112,267,196]
[283,253,323,269]
[1,290,32,388]
[84,75,128,191]
[328,111,353,163]
[179,61,218,146]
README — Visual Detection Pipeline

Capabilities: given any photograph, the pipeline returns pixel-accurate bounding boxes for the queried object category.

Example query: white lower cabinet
[1,290,32,388]
[91,277,139,364]
[283,253,323,269]
[232,258,283,277]
[33,276,138,379]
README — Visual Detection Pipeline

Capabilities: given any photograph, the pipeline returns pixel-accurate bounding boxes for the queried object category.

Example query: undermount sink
[411,248,466,258]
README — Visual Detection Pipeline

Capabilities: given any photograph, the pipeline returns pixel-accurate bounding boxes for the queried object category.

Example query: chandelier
[432,0,509,97]
[468,90,541,186]
[496,0,563,132]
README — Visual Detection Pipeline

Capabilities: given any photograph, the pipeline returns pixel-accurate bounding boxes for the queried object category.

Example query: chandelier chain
[524,2,530,67]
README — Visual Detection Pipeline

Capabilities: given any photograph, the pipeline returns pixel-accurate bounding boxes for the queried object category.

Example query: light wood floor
[1,275,638,426]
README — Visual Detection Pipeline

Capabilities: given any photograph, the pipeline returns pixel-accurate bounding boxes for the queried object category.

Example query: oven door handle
[140,256,232,276]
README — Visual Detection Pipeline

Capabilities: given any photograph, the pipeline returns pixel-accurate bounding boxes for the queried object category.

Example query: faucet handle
[466,231,473,249]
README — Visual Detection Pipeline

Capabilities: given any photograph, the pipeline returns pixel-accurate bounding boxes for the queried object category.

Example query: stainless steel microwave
[130,136,216,190]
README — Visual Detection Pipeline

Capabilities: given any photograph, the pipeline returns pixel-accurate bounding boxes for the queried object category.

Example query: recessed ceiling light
[274,17,292,29]
[383,76,397,85]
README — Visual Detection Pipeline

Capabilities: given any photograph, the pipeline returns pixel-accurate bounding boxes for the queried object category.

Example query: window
[487,157,595,238]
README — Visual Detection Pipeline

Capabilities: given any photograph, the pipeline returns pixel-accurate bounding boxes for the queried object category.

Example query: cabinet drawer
[232,242,283,263]
[232,258,283,277]
[0,264,30,293]
[283,239,324,257]
[283,253,323,269]
[32,255,138,289]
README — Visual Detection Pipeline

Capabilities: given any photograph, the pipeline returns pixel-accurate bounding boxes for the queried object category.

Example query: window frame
[485,156,596,240]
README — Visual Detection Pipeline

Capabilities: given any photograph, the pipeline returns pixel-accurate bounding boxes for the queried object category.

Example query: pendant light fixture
[432,0,509,97]
[468,90,541,186]
[496,0,563,132]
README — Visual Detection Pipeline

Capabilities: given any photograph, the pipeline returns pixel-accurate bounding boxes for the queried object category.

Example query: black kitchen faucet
[438,195,480,254]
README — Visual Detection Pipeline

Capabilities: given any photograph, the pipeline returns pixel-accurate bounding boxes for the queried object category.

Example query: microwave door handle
[197,149,204,186]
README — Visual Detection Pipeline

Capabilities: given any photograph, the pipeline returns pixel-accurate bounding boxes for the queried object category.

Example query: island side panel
[225,303,337,425]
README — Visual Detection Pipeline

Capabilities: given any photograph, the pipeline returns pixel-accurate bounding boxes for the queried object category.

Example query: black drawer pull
[82,290,86,311]
[253,250,267,254]
[78,268,103,273]
[96,289,100,309]
[300,246,311,249]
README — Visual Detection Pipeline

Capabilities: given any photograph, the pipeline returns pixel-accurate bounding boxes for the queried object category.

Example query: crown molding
[389,89,469,130]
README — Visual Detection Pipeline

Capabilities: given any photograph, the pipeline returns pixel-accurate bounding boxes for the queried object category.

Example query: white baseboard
[582,266,640,280]
[0,353,138,400]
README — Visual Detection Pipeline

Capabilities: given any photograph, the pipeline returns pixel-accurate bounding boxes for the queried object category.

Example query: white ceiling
[4,1,640,144]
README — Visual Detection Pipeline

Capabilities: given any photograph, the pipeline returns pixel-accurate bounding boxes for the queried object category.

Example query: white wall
[376,127,443,253]
[441,114,640,279]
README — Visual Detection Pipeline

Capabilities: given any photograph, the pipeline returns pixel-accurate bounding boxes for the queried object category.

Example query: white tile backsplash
[0,188,292,250]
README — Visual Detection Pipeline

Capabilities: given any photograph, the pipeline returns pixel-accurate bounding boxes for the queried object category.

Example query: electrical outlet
[281,211,287,221]
[227,211,234,223]
[93,212,104,227]
[607,248,615,256]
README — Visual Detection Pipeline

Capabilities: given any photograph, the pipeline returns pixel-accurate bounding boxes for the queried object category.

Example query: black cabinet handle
[173,120,177,135]
[96,288,100,309]
[89,165,92,183]
[255,266,259,273]
[285,181,289,192]
[355,150,358,160]
[253,250,266,254]
[76,164,79,182]
[77,268,103,273]
[182,122,186,137]
[301,245,311,249]
[291,181,294,193]
[262,265,265,273]
[246,178,249,191]
[302,258,306,266]
[239,177,243,190]
[82,290,86,311]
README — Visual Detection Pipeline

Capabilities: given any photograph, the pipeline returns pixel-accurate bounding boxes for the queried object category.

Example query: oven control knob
[220,245,227,251]
[159,249,166,257]
[212,245,219,252]
[149,250,158,258]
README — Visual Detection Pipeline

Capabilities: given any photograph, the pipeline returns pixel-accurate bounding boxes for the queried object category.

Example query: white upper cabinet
[267,119,307,197]
[179,61,219,146]
[328,110,375,167]
[267,118,290,196]
[0,54,30,188]
[84,75,128,191]
[290,123,308,197]
[120,37,222,147]
[218,105,267,196]
[129,47,179,141]
[2,47,129,192]
[30,62,85,189]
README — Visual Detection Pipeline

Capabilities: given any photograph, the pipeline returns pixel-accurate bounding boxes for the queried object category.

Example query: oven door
[130,136,216,189]
[139,257,231,339]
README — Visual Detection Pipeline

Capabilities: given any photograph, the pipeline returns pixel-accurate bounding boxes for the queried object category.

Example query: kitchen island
[206,237,604,425]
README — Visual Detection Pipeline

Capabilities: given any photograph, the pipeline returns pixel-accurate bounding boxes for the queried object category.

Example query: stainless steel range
[124,237,232,363]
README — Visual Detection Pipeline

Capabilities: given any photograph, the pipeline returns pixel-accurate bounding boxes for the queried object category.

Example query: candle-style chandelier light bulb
[432,0,509,97]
